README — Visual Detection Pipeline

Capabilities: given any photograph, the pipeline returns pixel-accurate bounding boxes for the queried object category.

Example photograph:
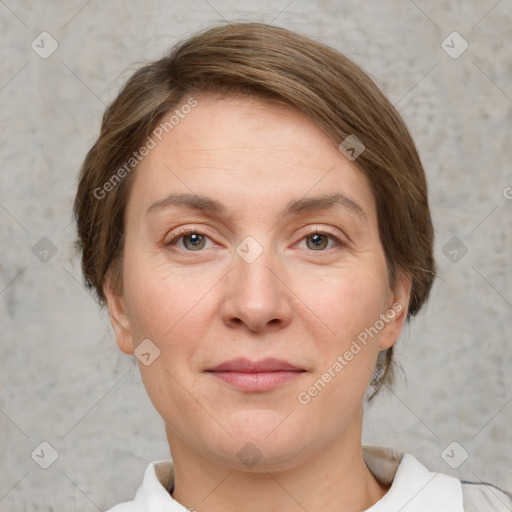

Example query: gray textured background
[1,1,511,510]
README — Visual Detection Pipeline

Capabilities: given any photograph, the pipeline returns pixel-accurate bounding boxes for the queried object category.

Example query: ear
[103,274,135,355]
[378,271,412,351]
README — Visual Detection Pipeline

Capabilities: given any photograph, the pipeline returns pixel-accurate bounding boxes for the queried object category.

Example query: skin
[104,93,411,512]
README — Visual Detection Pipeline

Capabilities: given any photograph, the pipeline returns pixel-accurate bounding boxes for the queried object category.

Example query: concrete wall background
[1,1,511,510]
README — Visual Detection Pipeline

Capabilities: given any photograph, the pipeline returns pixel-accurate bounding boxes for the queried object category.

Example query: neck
[166,413,388,512]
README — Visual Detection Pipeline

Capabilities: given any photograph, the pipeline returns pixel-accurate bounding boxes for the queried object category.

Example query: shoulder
[461,480,512,511]
[363,445,512,511]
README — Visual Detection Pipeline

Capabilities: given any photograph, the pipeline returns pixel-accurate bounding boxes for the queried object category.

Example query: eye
[165,227,344,253]
[300,230,342,251]
[165,228,215,251]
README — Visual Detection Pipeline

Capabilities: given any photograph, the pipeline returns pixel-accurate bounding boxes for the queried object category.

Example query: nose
[219,240,294,334]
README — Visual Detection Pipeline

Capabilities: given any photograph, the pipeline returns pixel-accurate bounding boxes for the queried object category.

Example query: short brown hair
[73,22,435,400]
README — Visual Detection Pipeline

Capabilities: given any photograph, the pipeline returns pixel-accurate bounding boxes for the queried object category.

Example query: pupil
[309,233,327,250]
[189,234,201,245]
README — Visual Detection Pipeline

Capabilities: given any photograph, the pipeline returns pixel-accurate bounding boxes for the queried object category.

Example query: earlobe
[378,272,412,351]
[103,276,135,355]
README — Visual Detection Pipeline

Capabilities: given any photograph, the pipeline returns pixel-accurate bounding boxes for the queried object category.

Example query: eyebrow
[145,192,367,220]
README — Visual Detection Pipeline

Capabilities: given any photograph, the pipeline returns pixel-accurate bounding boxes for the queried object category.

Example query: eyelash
[165,227,345,253]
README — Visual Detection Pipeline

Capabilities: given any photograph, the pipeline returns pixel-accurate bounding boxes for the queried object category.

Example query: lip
[206,358,306,392]
[208,358,303,373]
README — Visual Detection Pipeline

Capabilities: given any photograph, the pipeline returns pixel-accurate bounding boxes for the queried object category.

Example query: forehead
[155,93,336,164]
[128,93,376,221]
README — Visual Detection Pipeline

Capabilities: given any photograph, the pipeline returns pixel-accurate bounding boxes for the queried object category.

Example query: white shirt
[106,445,512,511]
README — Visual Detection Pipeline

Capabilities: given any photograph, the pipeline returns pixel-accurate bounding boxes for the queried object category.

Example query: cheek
[122,249,221,356]
[298,265,389,340]
[294,267,389,391]
[122,256,218,418]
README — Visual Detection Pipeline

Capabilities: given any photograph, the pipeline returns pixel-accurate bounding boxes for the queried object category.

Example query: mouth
[206,358,306,392]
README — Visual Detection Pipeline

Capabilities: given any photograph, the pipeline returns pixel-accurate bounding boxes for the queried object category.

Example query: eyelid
[297,225,349,245]
[164,225,217,247]
[295,228,348,251]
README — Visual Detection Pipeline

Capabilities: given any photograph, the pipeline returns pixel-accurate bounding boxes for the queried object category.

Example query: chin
[211,410,314,472]
[212,438,311,474]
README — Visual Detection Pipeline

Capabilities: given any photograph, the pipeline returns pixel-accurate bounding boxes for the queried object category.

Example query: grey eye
[306,233,329,250]
[182,233,207,250]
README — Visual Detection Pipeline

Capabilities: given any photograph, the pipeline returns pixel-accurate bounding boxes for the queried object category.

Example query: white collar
[362,446,463,511]
[107,445,464,511]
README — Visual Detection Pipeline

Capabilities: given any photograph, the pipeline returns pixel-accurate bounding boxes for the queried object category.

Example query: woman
[73,22,511,511]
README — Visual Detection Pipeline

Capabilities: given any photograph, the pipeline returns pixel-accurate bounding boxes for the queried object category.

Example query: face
[105,93,410,472]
